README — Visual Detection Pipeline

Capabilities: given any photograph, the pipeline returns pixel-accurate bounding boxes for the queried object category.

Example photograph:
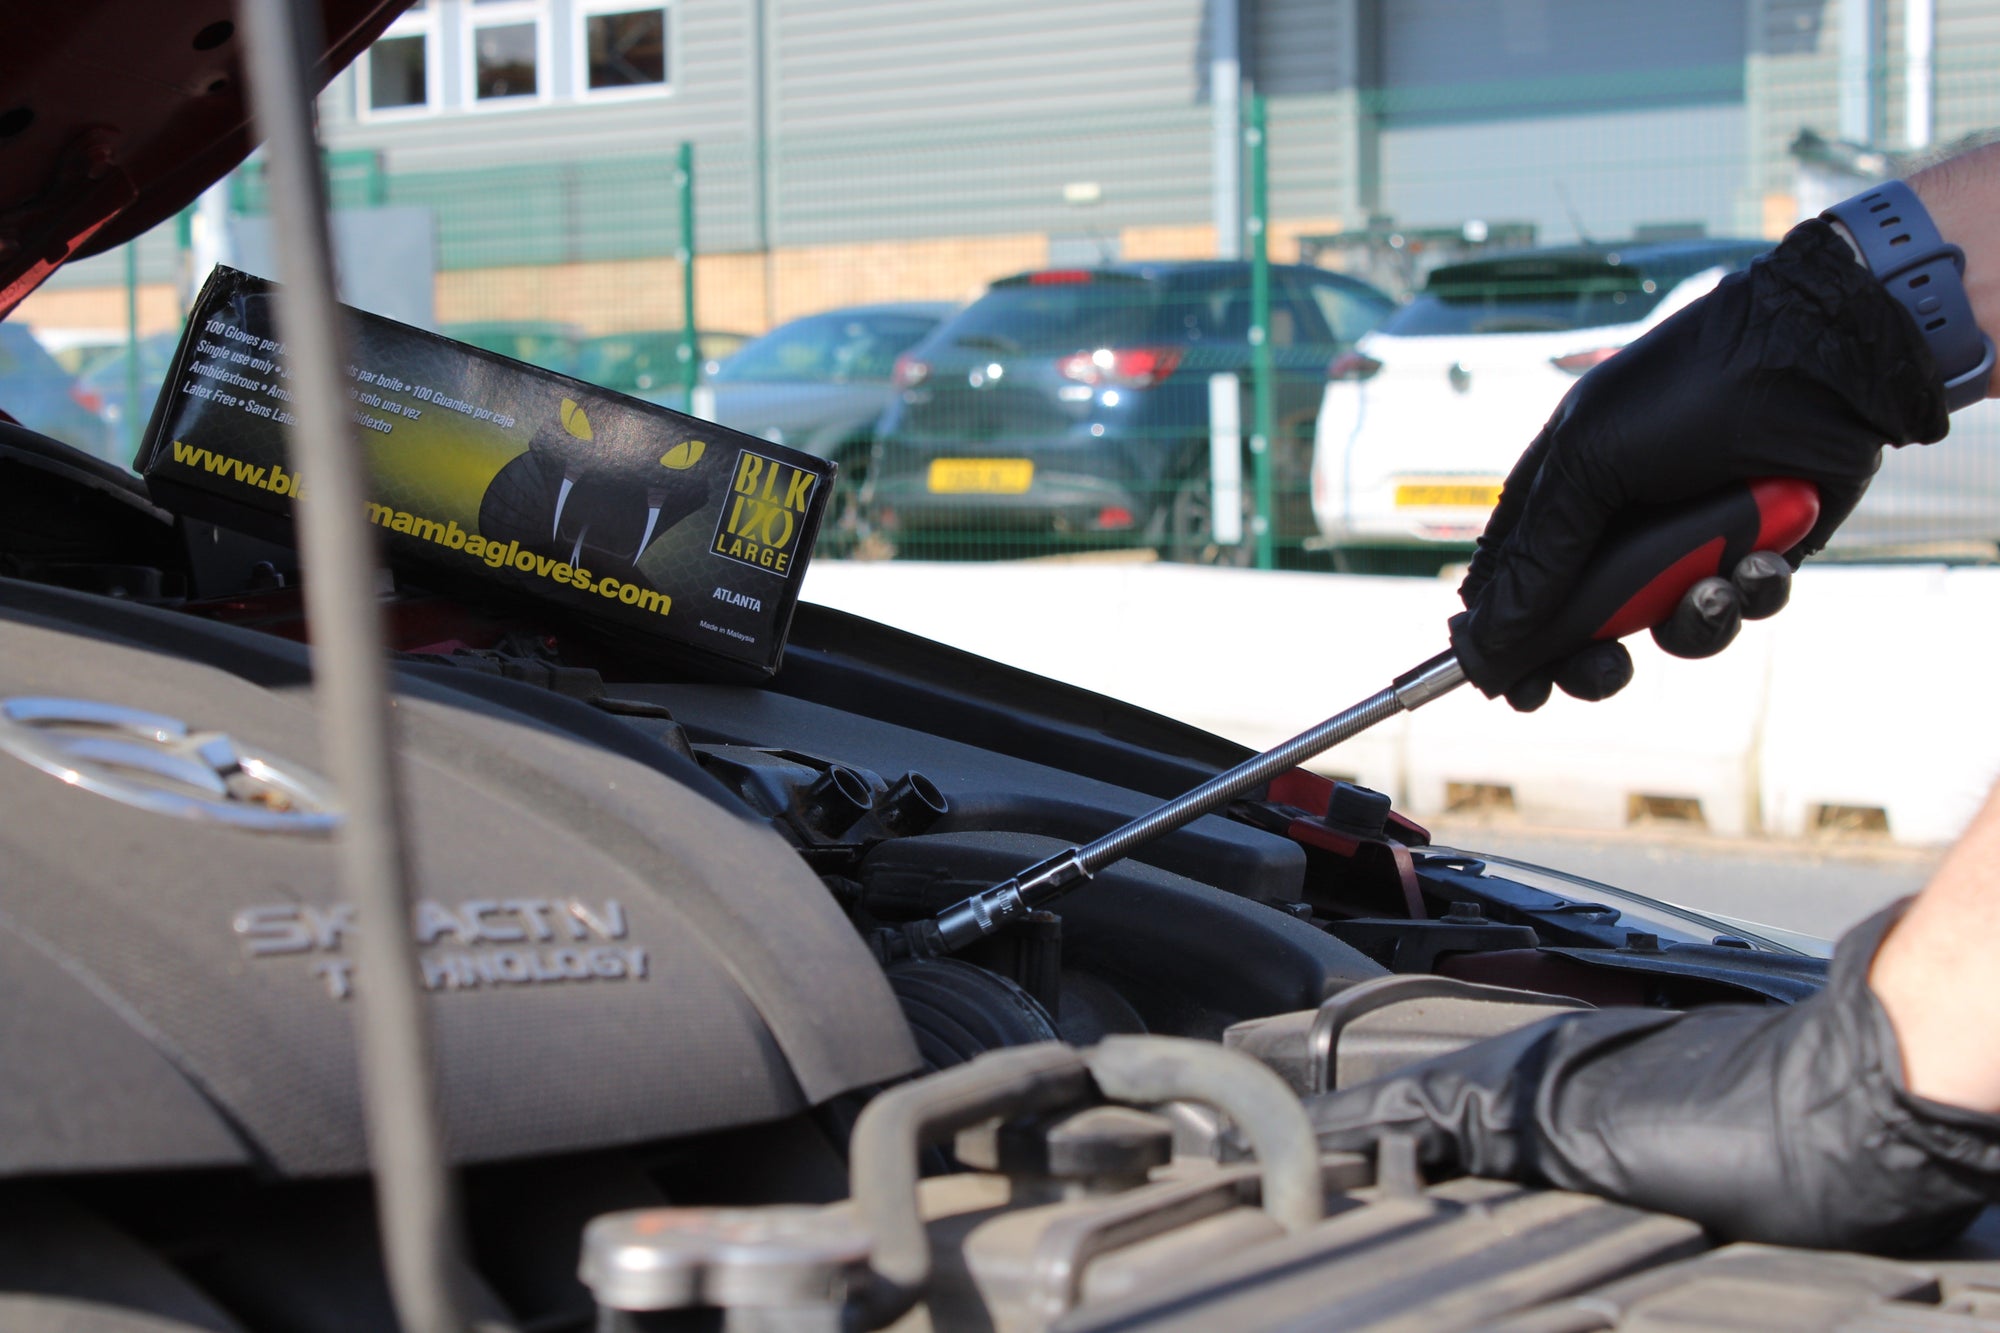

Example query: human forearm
[1870,779,2000,1109]
[1913,140,2000,390]
[1817,141,2000,1100]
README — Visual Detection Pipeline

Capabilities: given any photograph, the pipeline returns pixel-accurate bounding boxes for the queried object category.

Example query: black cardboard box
[139,267,832,677]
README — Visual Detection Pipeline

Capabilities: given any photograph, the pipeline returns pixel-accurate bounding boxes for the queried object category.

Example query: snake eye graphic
[560,399,594,442]
[660,439,706,470]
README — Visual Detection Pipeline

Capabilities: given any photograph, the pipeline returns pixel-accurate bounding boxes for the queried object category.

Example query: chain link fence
[14,28,2000,569]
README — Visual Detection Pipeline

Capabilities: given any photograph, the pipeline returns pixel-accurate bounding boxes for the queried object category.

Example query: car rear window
[79,333,178,393]
[946,274,1163,354]
[0,325,64,379]
[574,332,747,392]
[1385,245,1765,336]
[714,311,941,383]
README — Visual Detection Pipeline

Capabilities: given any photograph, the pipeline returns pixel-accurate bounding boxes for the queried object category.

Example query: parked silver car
[696,302,956,454]
[691,301,957,550]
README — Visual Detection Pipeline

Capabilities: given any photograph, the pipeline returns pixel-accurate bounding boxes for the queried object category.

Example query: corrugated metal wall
[1374,0,1752,243]
[1937,0,2000,139]
[1256,0,1357,227]
[758,0,1215,246]
[32,0,2000,297]
[1746,0,1841,213]
[304,0,1760,256]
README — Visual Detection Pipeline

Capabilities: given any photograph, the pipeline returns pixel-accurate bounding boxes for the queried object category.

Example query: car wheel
[815,445,889,561]
[815,481,862,559]
[1159,475,1254,567]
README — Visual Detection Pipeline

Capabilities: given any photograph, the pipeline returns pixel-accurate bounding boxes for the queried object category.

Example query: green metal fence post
[675,141,698,413]
[1245,94,1276,571]
[174,206,194,317]
[123,242,141,461]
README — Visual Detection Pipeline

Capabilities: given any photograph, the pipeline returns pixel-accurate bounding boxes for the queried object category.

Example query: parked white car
[1313,236,2000,560]
[1311,240,1767,551]
[1834,393,2000,553]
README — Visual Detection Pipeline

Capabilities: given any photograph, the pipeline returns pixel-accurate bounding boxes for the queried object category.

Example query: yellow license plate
[1395,481,1502,508]
[928,458,1035,494]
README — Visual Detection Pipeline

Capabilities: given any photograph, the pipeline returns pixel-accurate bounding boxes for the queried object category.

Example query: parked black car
[866,262,1393,561]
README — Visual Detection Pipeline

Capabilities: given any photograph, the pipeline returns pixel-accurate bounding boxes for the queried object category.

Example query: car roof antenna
[1555,180,1595,246]
[239,1,479,1330]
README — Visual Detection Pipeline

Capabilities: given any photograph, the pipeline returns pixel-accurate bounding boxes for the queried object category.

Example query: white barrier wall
[1758,566,2000,845]
[799,559,2000,846]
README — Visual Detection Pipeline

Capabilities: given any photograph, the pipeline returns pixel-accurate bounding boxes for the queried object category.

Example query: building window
[360,0,432,115]
[468,0,545,104]
[354,0,673,115]
[581,3,670,94]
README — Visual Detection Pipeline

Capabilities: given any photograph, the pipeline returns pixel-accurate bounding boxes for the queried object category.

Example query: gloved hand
[1456,219,1951,711]
[1306,902,2000,1253]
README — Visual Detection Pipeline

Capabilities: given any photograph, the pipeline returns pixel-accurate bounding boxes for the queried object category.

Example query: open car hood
[0,1,408,317]
[2,10,1976,1329]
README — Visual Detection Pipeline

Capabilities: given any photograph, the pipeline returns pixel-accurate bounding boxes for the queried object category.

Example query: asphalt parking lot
[1424,818,1944,940]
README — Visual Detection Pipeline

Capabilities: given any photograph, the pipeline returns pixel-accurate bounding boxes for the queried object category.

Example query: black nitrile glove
[1306,903,2000,1253]
[1458,220,1950,711]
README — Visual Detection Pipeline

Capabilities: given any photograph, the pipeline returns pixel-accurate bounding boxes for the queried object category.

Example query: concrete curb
[799,559,2000,846]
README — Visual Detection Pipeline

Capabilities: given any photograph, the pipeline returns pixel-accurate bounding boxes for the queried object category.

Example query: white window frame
[573,0,673,102]
[356,2,438,120]
[462,0,554,111]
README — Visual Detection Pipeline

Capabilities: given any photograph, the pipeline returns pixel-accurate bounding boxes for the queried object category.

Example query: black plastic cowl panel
[777,602,1257,803]
[638,683,1308,904]
[0,577,917,1179]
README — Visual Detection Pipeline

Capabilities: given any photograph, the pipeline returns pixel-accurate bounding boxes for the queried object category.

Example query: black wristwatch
[1823,179,1996,412]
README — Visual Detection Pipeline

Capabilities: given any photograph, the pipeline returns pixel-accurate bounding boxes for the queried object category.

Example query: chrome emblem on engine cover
[0,696,339,834]
[233,897,648,999]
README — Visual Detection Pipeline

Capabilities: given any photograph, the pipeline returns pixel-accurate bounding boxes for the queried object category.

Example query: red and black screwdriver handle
[1445,477,1823,697]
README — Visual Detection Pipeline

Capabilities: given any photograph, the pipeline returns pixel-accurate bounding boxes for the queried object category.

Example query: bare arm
[1822,142,2000,398]
[1865,141,2000,1101]
[1870,782,2000,1107]
[1913,140,2000,395]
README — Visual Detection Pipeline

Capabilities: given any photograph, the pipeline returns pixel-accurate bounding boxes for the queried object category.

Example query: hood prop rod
[239,2,474,1330]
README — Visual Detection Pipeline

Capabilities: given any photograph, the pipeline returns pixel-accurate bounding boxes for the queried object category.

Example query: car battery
[138,266,833,678]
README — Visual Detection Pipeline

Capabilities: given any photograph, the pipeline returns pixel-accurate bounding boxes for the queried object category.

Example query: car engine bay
[5,0,2000,1325]
[11,416,2000,1332]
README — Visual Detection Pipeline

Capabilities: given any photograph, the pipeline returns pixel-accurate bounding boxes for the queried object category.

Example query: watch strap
[1823,179,1995,413]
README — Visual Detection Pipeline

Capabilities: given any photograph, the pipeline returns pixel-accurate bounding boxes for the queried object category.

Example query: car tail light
[70,383,105,414]
[1029,269,1094,285]
[1551,346,1624,375]
[1094,505,1136,530]
[892,354,930,389]
[1326,351,1382,382]
[1055,346,1184,389]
